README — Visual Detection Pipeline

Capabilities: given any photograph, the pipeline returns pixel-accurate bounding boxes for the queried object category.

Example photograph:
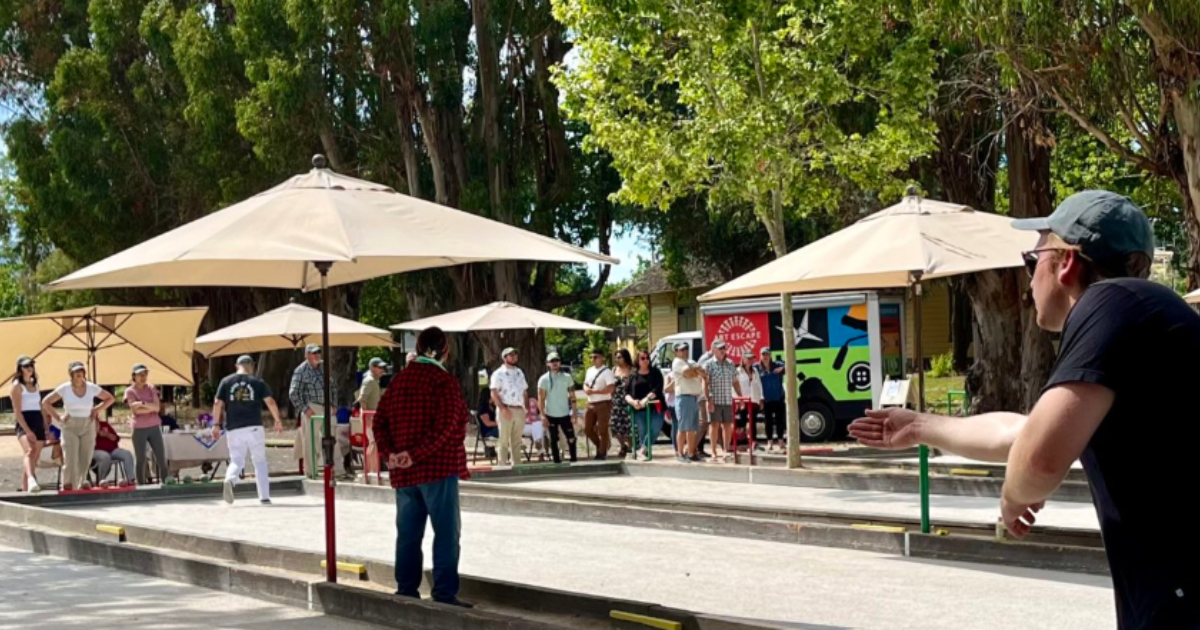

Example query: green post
[913,275,930,534]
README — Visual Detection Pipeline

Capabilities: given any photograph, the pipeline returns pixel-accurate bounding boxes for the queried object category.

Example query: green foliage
[928,351,955,379]
[555,0,939,253]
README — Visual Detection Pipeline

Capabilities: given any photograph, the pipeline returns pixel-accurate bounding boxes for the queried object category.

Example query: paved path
[503,475,1101,530]
[0,544,389,630]
[58,495,1114,630]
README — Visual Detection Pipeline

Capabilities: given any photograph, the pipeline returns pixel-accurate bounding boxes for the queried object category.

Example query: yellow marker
[96,524,126,538]
[609,611,683,630]
[949,468,990,477]
[851,524,907,534]
[320,560,367,576]
[935,528,951,536]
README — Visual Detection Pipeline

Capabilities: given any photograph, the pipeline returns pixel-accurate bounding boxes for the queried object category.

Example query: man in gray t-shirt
[213,355,282,504]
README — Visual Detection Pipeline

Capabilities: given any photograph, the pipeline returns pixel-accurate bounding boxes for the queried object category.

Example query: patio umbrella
[701,187,1036,532]
[0,305,207,386]
[195,302,395,358]
[49,155,617,582]
[390,301,608,333]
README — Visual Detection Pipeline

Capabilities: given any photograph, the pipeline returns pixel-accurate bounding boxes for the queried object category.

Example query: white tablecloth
[163,431,229,475]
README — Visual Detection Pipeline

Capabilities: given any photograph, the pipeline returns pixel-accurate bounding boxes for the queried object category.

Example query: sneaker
[675,456,689,464]
[434,598,474,609]
[27,479,41,494]
[223,480,235,504]
[260,499,272,506]
[689,455,702,462]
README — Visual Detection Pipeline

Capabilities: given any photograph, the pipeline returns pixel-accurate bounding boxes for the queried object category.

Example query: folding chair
[471,413,500,465]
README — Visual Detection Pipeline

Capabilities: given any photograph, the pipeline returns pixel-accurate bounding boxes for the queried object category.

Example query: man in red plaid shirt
[373,326,471,608]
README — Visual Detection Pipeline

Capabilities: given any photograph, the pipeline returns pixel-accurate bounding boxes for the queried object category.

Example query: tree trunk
[1171,93,1200,289]
[949,282,972,373]
[962,270,1023,413]
[1006,103,1057,412]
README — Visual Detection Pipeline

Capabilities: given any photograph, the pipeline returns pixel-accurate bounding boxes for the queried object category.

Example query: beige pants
[497,406,525,467]
[60,416,97,489]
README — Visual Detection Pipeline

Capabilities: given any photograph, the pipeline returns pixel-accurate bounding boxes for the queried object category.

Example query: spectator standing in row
[610,349,634,458]
[538,352,577,464]
[125,364,169,485]
[290,345,348,480]
[757,348,787,453]
[583,349,616,460]
[374,326,471,608]
[489,347,527,468]
[92,417,134,485]
[10,356,45,493]
[671,342,704,462]
[42,362,115,491]
[735,353,764,451]
[702,340,741,462]
[357,357,386,412]
[627,350,665,459]
[215,355,283,505]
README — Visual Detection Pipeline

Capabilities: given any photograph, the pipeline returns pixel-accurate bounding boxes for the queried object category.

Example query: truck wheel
[799,402,836,442]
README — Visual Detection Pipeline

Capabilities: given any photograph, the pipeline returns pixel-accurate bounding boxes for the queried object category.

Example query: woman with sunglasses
[41,362,115,490]
[626,350,665,460]
[610,349,635,458]
[10,356,45,493]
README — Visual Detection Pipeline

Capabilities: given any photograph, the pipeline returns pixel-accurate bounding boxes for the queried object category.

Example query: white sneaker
[223,480,235,504]
[27,478,41,494]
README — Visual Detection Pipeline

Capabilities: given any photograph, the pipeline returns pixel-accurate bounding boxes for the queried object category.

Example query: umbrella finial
[905,184,920,198]
[312,154,329,170]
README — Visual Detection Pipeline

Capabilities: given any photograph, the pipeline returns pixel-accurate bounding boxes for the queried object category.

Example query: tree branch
[1006,50,1162,175]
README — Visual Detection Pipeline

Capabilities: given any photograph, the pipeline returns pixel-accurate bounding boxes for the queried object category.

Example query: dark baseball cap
[1012,190,1155,265]
[236,355,255,366]
[16,356,34,368]
[305,344,322,354]
[131,363,149,374]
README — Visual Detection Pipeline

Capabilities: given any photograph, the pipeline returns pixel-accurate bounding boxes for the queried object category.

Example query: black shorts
[16,411,46,442]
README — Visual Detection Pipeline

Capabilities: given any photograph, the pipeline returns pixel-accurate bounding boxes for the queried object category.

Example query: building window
[677,305,697,332]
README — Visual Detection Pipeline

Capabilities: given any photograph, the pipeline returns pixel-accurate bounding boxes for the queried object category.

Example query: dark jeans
[763,400,786,441]
[395,475,461,601]
[546,415,577,463]
[132,426,168,484]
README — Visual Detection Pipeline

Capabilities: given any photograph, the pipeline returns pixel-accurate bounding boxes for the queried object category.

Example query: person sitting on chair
[92,418,135,487]
[476,389,498,459]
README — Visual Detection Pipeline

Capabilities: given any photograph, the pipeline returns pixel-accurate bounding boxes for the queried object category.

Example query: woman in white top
[9,356,45,493]
[735,353,764,450]
[41,361,115,490]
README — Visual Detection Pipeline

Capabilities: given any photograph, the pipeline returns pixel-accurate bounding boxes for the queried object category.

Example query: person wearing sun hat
[124,362,169,484]
[488,346,527,467]
[850,190,1200,629]
[537,352,577,464]
[41,361,116,490]
[214,354,284,505]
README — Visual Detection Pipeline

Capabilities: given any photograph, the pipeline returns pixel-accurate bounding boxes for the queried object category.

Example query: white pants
[225,426,270,500]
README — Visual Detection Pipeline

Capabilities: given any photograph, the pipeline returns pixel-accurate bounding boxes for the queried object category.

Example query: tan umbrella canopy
[701,192,1037,302]
[50,159,617,292]
[0,306,208,386]
[700,188,1035,533]
[195,302,395,358]
[391,301,608,333]
[46,155,617,583]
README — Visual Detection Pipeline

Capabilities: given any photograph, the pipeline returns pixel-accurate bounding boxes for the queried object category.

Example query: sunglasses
[638,355,650,361]
[1022,247,1084,278]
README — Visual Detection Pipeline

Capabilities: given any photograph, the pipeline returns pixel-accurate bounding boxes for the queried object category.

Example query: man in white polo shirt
[489,347,528,467]
[583,348,616,460]
[672,342,706,462]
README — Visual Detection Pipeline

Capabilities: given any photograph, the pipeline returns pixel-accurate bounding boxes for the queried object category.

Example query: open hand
[847,408,920,449]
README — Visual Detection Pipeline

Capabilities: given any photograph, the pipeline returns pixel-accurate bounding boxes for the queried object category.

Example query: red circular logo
[715,316,760,358]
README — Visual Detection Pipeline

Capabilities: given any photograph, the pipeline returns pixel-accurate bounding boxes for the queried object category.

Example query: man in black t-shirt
[214,355,283,506]
[850,190,1200,630]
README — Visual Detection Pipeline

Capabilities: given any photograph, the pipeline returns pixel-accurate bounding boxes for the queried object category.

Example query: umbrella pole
[913,275,930,534]
[317,262,338,583]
